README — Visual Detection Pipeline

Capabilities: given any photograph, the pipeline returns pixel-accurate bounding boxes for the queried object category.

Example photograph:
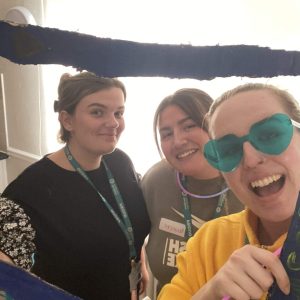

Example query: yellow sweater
[158,209,286,300]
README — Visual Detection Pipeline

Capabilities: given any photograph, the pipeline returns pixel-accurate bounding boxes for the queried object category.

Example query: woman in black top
[2,72,150,300]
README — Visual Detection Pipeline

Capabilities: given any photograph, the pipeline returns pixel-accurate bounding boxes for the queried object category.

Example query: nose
[173,129,187,148]
[105,114,119,128]
[242,141,266,169]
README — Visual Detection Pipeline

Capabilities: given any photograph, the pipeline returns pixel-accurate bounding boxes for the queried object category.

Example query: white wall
[0,0,47,189]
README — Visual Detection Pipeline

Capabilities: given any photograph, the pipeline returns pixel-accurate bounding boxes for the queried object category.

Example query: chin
[169,160,194,175]
[178,169,197,178]
[104,145,117,154]
[92,145,115,156]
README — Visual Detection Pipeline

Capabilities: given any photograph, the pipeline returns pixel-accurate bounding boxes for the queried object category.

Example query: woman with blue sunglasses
[158,83,300,300]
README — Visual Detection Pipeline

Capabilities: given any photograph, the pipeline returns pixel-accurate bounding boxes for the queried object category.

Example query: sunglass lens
[250,113,293,155]
[204,140,220,169]
[204,134,243,172]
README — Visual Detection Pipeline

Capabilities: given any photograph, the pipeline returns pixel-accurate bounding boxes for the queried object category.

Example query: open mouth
[250,174,285,197]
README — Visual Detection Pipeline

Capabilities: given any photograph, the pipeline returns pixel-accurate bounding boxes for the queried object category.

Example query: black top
[3,148,150,300]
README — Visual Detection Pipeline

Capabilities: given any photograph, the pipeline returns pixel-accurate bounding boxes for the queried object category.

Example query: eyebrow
[87,103,125,110]
[178,116,192,125]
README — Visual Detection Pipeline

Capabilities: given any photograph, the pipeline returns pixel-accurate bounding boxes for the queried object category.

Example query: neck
[258,218,291,245]
[66,143,102,171]
[185,165,220,180]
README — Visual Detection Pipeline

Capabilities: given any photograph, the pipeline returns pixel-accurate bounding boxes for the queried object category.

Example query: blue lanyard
[180,174,227,239]
[64,146,137,260]
[267,193,300,300]
[243,194,300,299]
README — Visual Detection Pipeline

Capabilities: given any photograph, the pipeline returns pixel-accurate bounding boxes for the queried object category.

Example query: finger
[221,280,251,300]
[268,259,290,295]
[226,246,272,292]
[253,248,290,295]
[231,265,271,299]
[244,260,274,293]
[139,281,145,294]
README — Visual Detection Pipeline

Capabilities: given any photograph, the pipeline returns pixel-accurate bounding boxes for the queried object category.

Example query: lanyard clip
[129,258,141,292]
[131,258,136,267]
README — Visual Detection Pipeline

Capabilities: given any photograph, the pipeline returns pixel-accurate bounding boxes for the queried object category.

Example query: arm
[0,197,36,270]
[191,245,289,300]
[159,244,290,300]
[139,244,149,295]
[157,231,208,300]
[0,251,13,264]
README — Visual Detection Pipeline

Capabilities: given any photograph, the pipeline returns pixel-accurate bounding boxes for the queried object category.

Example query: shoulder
[141,160,176,197]
[141,159,173,185]
[205,210,244,227]
[104,148,132,166]
[5,157,50,185]
[173,211,246,291]
[20,156,54,174]
[225,189,245,213]
[103,148,140,180]
[178,211,246,268]
[2,157,57,197]
[192,211,245,243]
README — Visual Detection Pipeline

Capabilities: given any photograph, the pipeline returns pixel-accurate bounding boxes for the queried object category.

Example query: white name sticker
[159,218,185,237]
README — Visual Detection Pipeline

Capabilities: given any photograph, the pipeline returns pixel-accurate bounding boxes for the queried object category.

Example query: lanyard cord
[180,174,227,239]
[242,194,300,299]
[267,193,300,299]
[64,146,137,260]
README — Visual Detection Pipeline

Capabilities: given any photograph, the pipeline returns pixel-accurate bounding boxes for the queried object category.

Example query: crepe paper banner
[1,20,300,80]
[0,261,81,300]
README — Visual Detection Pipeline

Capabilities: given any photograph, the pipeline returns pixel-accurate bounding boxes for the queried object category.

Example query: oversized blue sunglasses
[204,113,300,172]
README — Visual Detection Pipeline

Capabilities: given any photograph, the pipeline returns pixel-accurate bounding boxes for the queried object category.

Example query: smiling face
[61,87,125,157]
[210,89,300,223]
[159,104,219,179]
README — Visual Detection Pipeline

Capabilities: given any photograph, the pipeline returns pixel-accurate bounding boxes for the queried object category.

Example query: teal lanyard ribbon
[64,146,137,260]
[180,175,226,239]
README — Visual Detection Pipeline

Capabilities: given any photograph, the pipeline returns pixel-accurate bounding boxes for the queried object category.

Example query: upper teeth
[251,174,281,188]
[177,150,195,159]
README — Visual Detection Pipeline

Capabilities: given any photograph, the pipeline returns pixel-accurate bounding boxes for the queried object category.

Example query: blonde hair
[205,83,300,133]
